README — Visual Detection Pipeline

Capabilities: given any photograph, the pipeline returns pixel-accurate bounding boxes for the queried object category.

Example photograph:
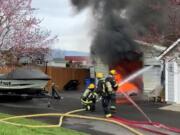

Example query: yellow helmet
[96,72,104,79]
[110,69,116,75]
[88,83,95,89]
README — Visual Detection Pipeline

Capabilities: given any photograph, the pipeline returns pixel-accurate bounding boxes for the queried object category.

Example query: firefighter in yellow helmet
[95,72,112,118]
[81,83,98,111]
[95,72,105,96]
[96,72,104,79]
[108,70,118,90]
[110,69,116,75]
[105,69,118,113]
[96,70,118,118]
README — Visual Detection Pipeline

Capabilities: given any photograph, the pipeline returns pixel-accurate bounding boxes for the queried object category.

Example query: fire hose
[0,108,180,135]
[59,109,179,135]
[58,108,86,126]
[111,116,168,135]
[115,91,180,134]
[111,116,180,134]
[0,109,143,135]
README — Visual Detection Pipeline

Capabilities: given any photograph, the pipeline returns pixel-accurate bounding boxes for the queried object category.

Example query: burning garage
[70,0,180,103]
[0,0,180,135]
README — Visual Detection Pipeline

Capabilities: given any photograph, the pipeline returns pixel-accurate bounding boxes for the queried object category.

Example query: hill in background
[51,49,89,58]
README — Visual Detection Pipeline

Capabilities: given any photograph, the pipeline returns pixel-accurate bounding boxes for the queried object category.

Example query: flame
[112,60,143,104]
[118,83,138,94]
[114,73,123,82]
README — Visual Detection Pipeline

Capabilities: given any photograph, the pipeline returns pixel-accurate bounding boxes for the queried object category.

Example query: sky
[32,0,92,52]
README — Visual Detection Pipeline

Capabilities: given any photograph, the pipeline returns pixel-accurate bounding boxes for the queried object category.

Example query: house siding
[143,58,162,94]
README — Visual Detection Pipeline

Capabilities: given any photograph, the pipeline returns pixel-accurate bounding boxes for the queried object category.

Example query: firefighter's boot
[110,105,116,113]
[105,113,112,118]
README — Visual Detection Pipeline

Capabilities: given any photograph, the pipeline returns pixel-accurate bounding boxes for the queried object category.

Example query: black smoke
[70,0,169,65]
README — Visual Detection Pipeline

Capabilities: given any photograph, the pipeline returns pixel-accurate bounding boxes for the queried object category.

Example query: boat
[0,67,50,94]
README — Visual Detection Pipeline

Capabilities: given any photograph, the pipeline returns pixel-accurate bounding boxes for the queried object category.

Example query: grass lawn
[0,113,87,135]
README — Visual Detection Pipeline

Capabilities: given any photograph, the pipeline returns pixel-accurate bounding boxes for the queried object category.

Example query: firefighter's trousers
[83,99,96,112]
[102,93,116,115]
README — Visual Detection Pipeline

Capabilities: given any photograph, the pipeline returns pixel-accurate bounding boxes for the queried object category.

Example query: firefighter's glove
[81,99,92,105]
[86,105,91,111]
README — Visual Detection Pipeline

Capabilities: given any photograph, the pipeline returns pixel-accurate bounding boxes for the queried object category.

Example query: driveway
[0,91,180,135]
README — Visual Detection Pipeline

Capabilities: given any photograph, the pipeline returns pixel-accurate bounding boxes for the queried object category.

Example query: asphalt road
[0,91,180,135]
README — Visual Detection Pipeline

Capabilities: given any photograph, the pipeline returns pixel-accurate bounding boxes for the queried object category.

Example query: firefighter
[96,72,113,118]
[96,72,105,95]
[51,82,61,100]
[81,83,98,112]
[105,69,118,112]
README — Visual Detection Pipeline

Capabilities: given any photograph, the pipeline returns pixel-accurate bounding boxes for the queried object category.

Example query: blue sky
[32,0,92,52]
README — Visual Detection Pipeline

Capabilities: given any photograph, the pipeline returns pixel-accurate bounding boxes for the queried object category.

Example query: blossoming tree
[0,0,57,65]
[139,0,180,46]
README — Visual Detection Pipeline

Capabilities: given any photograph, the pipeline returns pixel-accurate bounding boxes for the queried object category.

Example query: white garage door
[143,66,161,94]
[143,58,162,94]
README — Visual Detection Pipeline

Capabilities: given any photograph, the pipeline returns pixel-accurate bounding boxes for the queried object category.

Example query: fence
[0,66,90,91]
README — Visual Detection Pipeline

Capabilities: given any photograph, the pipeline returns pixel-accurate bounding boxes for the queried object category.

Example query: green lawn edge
[0,113,87,135]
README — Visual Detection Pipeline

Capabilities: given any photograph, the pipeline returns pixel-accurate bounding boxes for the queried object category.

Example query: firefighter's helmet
[88,83,95,89]
[96,72,104,79]
[110,69,116,75]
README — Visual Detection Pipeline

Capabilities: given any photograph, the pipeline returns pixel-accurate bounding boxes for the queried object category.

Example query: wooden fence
[0,66,90,91]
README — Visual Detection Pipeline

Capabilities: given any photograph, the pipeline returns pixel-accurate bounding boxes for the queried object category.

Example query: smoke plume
[70,0,169,65]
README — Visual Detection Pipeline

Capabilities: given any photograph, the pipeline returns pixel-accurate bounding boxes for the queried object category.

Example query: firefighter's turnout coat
[81,88,98,111]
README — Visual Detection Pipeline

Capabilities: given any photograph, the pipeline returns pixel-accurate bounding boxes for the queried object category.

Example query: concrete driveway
[0,91,180,135]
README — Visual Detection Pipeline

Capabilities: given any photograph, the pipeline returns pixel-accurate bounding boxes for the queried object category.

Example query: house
[65,56,91,68]
[48,58,67,67]
[137,41,163,94]
[138,39,180,104]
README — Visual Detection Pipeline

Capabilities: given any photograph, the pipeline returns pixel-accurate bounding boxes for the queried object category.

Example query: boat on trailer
[0,67,50,95]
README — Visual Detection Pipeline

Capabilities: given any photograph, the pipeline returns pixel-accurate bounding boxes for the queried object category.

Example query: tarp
[0,67,50,80]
